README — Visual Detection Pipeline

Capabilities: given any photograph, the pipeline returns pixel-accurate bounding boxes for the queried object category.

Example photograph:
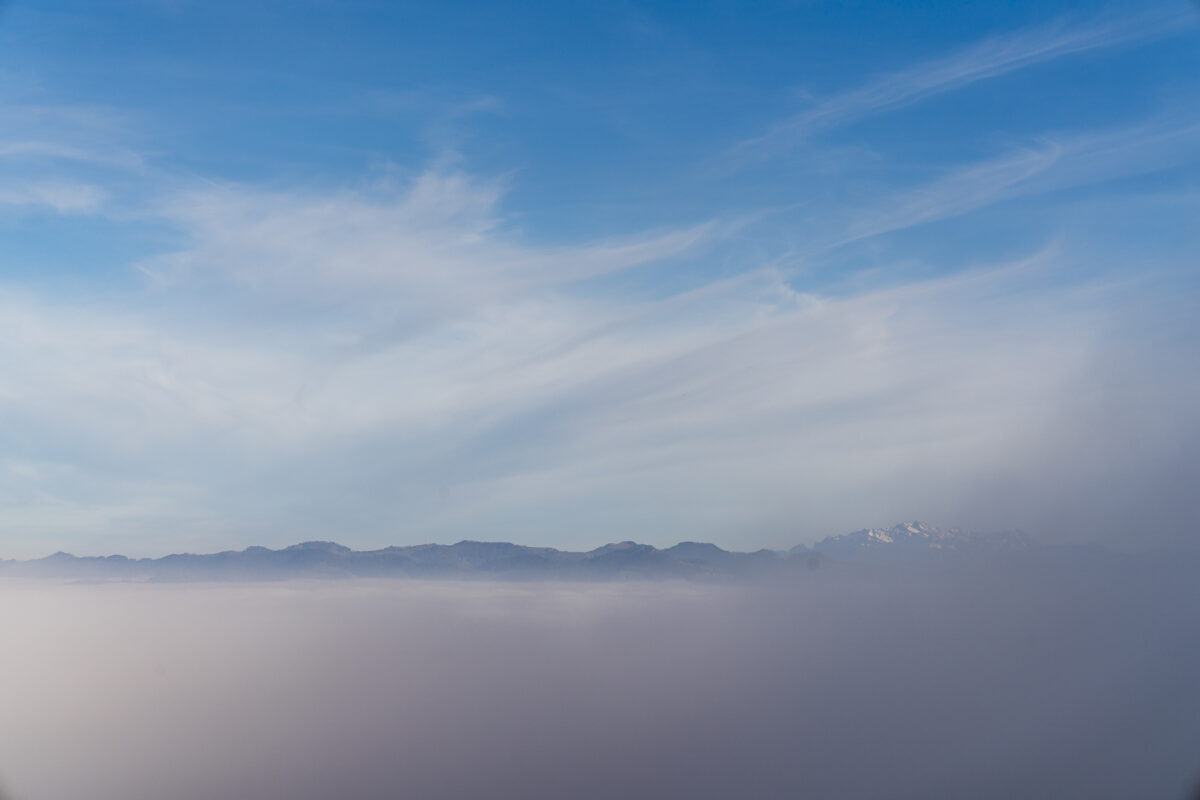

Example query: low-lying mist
[1,560,1198,800]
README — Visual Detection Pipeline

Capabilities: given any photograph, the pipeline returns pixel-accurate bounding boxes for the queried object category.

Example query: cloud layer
[1,568,1198,800]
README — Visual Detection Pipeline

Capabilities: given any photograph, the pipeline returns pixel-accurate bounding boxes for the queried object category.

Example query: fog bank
[0,562,1197,799]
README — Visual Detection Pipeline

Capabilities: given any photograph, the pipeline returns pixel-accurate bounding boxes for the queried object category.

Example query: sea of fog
[0,561,1198,800]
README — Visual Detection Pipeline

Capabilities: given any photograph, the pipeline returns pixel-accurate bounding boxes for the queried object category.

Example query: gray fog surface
[0,561,1197,799]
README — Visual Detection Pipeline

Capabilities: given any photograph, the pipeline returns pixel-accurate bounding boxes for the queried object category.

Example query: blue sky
[0,0,1197,556]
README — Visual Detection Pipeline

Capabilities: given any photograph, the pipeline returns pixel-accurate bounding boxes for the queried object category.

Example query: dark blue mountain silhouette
[0,521,1057,582]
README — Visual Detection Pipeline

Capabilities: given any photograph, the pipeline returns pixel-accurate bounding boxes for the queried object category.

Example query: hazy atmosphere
[0,0,1197,557]
[1,3,1198,799]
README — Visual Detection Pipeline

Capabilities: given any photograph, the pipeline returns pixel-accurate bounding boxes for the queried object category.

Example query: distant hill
[0,537,829,582]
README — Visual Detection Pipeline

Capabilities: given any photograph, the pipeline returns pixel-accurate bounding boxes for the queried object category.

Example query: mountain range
[0,522,1055,581]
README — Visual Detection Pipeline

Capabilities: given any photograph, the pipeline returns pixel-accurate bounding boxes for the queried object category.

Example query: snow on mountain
[813,521,1034,561]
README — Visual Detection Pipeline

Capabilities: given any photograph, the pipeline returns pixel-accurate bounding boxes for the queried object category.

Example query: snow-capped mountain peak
[812,522,1032,561]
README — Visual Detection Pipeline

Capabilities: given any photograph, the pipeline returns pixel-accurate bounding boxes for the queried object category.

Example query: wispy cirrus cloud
[0,102,144,219]
[0,180,107,213]
[802,113,1200,252]
[734,5,1195,161]
[145,171,715,325]
[0,103,145,171]
[834,144,1063,247]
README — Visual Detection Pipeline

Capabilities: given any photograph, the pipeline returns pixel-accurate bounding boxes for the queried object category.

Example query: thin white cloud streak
[734,5,1195,159]
[0,102,145,221]
[836,145,1063,245]
[819,113,1200,250]
[148,172,714,321]
[0,181,107,213]
[0,103,146,171]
